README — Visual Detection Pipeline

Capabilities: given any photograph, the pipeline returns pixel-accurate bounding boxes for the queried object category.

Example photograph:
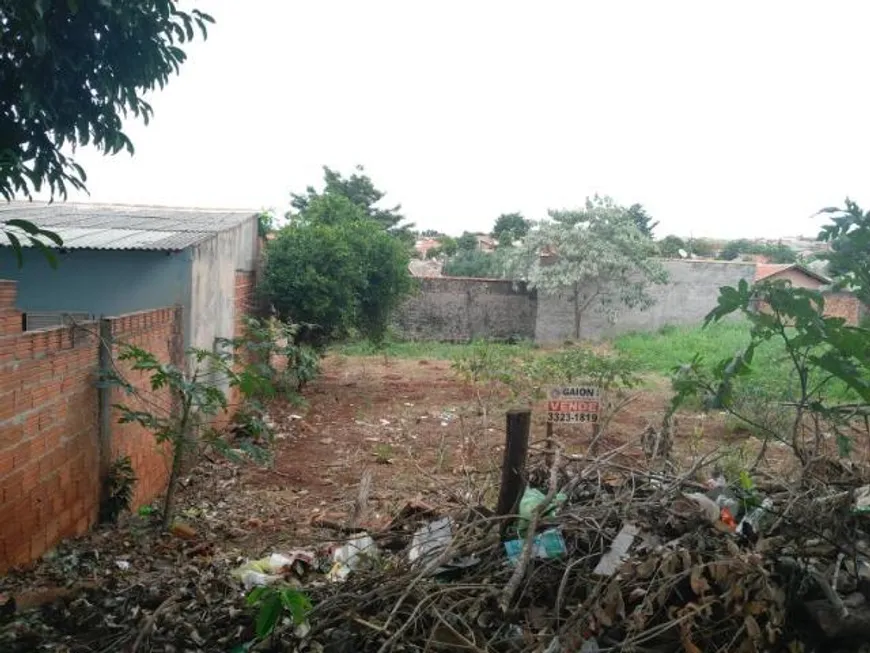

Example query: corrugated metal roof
[0,202,257,251]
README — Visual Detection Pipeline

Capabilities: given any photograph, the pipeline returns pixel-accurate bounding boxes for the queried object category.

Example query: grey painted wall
[188,218,258,353]
[535,260,756,342]
[394,260,757,343]
[394,277,537,341]
[0,247,191,318]
[1,216,258,355]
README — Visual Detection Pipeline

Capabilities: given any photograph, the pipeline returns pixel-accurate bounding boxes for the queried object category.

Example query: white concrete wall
[188,217,258,354]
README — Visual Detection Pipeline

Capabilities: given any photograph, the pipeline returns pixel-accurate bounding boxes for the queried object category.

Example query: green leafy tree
[456,231,479,252]
[818,199,870,304]
[687,237,716,258]
[289,165,414,244]
[508,195,668,339]
[263,194,412,346]
[443,249,507,278]
[754,242,797,264]
[256,211,275,238]
[425,236,457,259]
[717,238,753,261]
[658,235,687,258]
[420,229,442,237]
[627,203,659,238]
[1,1,213,265]
[492,212,530,244]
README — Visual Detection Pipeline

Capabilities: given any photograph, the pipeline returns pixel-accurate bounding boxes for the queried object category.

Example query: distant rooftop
[755,262,831,284]
[0,202,256,251]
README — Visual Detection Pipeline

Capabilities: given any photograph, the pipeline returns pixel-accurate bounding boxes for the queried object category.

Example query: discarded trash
[518,488,567,533]
[115,560,131,571]
[239,570,282,589]
[579,637,600,652]
[233,551,316,589]
[593,522,638,576]
[409,517,453,565]
[169,521,197,540]
[683,492,721,524]
[504,528,567,562]
[328,534,379,582]
[289,414,303,420]
[854,486,870,514]
[737,497,774,537]
[379,418,391,426]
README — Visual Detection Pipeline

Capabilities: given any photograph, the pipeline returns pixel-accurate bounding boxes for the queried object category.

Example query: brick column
[0,280,22,335]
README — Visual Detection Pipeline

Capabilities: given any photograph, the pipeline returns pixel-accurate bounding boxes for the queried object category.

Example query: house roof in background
[0,202,256,251]
[755,262,831,284]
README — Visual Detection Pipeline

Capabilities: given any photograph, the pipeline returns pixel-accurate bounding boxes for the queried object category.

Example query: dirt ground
[0,352,855,651]
[235,353,779,554]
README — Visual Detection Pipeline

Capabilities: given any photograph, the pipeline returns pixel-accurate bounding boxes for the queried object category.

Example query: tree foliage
[1,1,213,264]
[658,235,687,258]
[263,191,413,346]
[627,203,658,239]
[687,237,716,258]
[717,238,797,264]
[289,165,414,244]
[508,195,668,339]
[425,235,457,259]
[456,231,479,252]
[671,199,870,467]
[818,198,870,304]
[491,212,530,244]
[717,239,753,261]
[442,249,507,278]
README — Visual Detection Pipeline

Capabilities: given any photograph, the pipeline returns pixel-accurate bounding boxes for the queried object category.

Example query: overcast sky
[50,1,870,239]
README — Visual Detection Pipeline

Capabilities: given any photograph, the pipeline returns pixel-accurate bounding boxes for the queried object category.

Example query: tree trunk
[162,398,192,530]
[573,284,581,340]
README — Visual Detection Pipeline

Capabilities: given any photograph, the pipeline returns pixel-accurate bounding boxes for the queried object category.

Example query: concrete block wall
[393,260,758,344]
[535,260,757,342]
[0,280,182,572]
[394,277,536,342]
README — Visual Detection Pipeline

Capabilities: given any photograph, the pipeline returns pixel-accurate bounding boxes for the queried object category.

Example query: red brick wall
[229,270,256,410]
[108,307,182,508]
[823,292,863,326]
[754,289,864,327]
[0,281,182,572]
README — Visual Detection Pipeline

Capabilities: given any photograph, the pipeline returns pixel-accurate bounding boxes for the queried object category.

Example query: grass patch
[614,320,857,403]
[613,320,760,374]
[333,338,536,360]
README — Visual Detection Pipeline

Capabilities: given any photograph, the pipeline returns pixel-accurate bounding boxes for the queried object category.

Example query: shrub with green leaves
[246,586,312,641]
[669,277,870,465]
[111,344,274,528]
[261,196,413,346]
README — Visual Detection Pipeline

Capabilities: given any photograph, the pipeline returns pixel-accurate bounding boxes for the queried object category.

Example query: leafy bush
[246,586,311,640]
[261,198,413,346]
[99,456,137,524]
[111,344,275,528]
[669,278,870,465]
[234,316,321,395]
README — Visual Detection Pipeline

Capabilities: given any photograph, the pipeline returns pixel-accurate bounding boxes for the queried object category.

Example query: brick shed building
[0,202,260,352]
[754,262,866,325]
[0,203,260,571]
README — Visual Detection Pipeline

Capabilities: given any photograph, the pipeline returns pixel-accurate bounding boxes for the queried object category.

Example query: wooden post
[545,421,555,467]
[497,409,531,532]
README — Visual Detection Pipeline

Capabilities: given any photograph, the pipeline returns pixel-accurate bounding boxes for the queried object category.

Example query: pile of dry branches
[281,455,870,653]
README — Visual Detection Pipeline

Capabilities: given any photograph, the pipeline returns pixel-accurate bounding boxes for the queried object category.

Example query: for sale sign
[546,386,601,423]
